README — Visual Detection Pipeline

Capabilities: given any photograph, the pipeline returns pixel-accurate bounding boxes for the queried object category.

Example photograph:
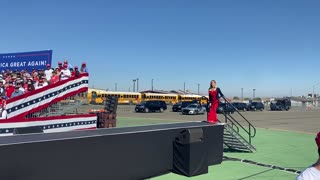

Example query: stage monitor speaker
[176,128,204,144]
[172,128,208,177]
[13,126,44,135]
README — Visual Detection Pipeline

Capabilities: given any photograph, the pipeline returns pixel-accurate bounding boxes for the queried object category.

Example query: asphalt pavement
[83,104,320,134]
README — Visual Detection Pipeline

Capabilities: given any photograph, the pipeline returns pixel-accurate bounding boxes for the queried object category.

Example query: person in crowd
[50,70,60,84]
[16,81,25,93]
[5,80,15,98]
[80,62,88,73]
[72,66,80,77]
[44,64,53,81]
[0,75,5,84]
[57,61,63,72]
[0,80,5,97]
[207,80,224,124]
[0,96,7,119]
[36,79,45,89]
[42,77,49,87]
[27,80,35,92]
[60,63,71,80]
[64,59,73,69]
[11,86,23,98]
[23,79,29,93]
[296,131,320,179]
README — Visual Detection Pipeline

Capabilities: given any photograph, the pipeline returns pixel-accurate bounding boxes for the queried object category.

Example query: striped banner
[6,73,89,119]
[0,114,97,136]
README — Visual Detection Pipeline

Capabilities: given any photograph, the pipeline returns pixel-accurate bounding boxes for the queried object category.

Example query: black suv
[248,102,264,111]
[172,101,194,112]
[231,102,247,111]
[135,100,167,113]
[270,99,291,111]
[216,103,235,114]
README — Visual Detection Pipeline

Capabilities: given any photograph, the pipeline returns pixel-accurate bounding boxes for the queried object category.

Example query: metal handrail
[201,95,256,144]
[221,96,256,141]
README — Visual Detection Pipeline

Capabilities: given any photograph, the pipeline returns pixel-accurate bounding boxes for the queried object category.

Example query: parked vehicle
[231,102,247,111]
[216,103,235,114]
[248,102,264,111]
[172,101,194,112]
[270,98,291,111]
[135,100,167,113]
[181,104,206,115]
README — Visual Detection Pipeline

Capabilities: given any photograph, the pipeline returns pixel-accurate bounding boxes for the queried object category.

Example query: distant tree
[244,98,251,101]
[233,96,240,100]
[253,97,262,101]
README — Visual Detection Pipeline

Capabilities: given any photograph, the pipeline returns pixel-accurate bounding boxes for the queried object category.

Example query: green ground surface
[117,117,316,179]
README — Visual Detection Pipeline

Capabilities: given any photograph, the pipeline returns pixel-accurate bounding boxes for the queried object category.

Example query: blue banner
[0,50,52,73]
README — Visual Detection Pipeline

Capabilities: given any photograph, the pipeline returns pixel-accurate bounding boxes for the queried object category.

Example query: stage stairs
[219,98,257,153]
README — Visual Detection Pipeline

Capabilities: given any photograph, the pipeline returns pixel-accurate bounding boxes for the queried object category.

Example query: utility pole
[184,82,186,93]
[253,89,256,99]
[115,83,117,91]
[241,88,243,101]
[151,79,154,91]
[136,78,139,92]
[197,83,200,95]
[133,79,136,92]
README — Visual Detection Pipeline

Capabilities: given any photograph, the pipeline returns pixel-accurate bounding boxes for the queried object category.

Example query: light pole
[197,83,200,95]
[312,83,320,98]
[184,82,186,93]
[133,79,136,92]
[241,88,243,101]
[115,83,117,91]
[253,89,256,99]
[151,79,154,91]
[136,78,139,92]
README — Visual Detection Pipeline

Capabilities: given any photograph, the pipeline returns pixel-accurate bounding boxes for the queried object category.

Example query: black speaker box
[172,128,208,177]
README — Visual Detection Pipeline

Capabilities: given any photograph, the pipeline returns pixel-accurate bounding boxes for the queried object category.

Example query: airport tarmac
[85,105,320,134]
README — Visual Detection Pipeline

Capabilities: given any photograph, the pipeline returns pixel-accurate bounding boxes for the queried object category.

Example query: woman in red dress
[207,80,224,123]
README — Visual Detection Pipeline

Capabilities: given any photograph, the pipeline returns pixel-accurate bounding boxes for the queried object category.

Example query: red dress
[207,90,219,123]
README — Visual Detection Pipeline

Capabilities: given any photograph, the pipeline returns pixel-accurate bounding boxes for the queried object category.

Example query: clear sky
[0,0,320,98]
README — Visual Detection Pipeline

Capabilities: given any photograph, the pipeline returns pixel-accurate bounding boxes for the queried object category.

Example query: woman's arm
[217,88,224,98]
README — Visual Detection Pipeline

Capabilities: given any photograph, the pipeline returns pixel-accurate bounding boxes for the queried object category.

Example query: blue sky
[0,0,320,97]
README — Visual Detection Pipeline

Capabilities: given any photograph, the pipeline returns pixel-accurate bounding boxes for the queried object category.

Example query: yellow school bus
[87,88,141,105]
[141,92,179,105]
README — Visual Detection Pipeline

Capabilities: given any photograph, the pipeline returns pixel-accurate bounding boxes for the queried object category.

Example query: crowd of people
[0,60,88,113]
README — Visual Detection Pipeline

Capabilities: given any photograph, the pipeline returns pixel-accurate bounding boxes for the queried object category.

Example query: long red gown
[207,90,219,123]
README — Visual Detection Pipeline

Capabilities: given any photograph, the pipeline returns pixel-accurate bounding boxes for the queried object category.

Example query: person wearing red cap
[64,59,73,69]
[296,132,320,179]
[80,62,88,74]
[60,63,71,80]
[5,81,15,98]
[57,61,63,72]
[72,66,80,77]
[45,64,53,81]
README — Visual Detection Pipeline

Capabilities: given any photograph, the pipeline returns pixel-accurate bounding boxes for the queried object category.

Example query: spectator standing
[80,62,88,73]
[45,64,53,81]
[60,64,71,80]
[5,81,15,98]
[11,86,23,98]
[50,70,60,84]
[72,66,80,77]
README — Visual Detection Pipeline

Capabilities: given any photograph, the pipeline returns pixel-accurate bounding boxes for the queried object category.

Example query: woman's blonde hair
[209,80,216,90]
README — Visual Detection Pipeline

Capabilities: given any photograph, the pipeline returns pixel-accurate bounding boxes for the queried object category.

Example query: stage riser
[0,122,223,180]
